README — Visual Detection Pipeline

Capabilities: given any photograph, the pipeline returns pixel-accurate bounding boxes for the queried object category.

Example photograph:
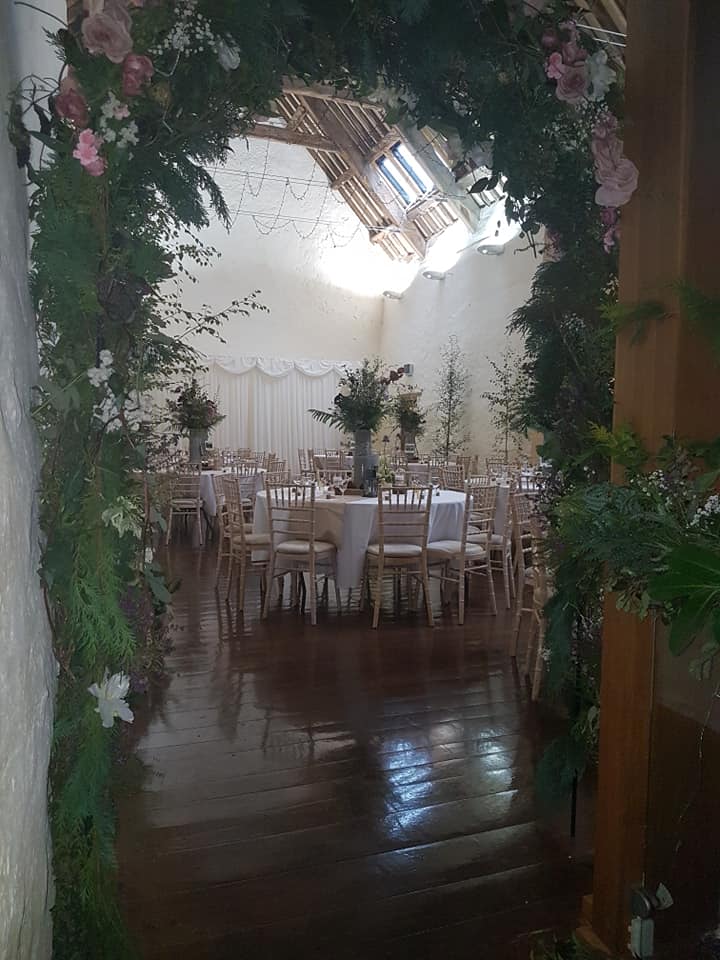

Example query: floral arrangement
[542,18,638,252]
[392,388,426,443]
[167,379,224,432]
[309,358,405,434]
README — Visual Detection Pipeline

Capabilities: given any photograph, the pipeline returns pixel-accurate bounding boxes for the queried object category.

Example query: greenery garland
[10,0,640,951]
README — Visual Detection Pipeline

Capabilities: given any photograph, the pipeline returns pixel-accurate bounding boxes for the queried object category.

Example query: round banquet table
[253,489,465,590]
[200,468,265,517]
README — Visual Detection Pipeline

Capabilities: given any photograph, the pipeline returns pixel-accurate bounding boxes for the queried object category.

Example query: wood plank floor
[118,543,593,959]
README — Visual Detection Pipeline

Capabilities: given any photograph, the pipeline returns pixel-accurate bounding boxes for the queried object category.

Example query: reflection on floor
[118,544,593,959]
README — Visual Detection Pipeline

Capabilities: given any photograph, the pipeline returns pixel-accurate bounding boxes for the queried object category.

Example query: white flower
[101,496,143,538]
[587,50,617,102]
[102,127,117,144]
[94,392,121,430]
[101,92,122,121]
[216,38,241,71]
[145,546,154,564]
[87,365,110,387]
[117,121,139,149]
[87,349,114,387]
[88,670,134,728]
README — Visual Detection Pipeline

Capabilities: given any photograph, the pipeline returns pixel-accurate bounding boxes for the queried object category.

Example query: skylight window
[376,141,433,207]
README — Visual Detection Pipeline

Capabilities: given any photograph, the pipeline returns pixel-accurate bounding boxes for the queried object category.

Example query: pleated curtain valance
[207,356,354,378]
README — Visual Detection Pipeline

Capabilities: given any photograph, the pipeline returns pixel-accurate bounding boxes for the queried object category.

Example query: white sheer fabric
[206,357,350,466]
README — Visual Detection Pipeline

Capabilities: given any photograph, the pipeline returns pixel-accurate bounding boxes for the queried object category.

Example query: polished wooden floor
[118,543,592,959]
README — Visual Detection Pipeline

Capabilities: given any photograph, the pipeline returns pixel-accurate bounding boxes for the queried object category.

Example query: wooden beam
[304,99,426,257]
[282,80,385,112]
[245,123,341,154]
[592,0,720,952]
[286,106,306,131]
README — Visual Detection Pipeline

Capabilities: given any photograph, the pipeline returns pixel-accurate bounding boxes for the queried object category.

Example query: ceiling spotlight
[422,269,446,280]
[477,244,505,256]
[382,290,404,300]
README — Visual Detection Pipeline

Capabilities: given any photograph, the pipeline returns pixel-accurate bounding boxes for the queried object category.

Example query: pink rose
[555,64,589,104]
[595,157,639,207]
[81,2,132,63]
[54,71,89,127]
[122,53,154,97]
[561,38,587,65]
[600,206,618,227]
[73,128,106,176]
[545,52,566,80]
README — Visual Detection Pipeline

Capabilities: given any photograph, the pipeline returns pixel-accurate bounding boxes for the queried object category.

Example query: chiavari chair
[427,481,496,624]
[362,485,434,628]
[262,482,340,625]
[223,477,271,610]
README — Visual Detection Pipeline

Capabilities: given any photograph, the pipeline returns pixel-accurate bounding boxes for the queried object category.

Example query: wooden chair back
[265,482,317,547]
[440,464,465,491]
[376,485,432,550]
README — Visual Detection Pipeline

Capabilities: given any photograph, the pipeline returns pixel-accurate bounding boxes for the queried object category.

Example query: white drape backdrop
[205,356,351,467]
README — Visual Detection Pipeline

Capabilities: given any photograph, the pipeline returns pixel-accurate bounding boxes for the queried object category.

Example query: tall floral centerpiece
[310,359,404,489]
[168,380,224,461]
[392,387,426,456]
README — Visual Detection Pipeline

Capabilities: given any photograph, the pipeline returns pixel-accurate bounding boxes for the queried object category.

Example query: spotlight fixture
[422,269,445,280]
[477,243,506,256]
[403,362,414,376]
[382,290,404,300]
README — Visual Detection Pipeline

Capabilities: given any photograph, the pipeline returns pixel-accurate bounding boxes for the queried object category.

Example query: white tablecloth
[200,469,265,517]
[253,489,465,589]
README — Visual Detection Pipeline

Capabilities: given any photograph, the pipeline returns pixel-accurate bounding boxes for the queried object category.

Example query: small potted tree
[167,379,224,463]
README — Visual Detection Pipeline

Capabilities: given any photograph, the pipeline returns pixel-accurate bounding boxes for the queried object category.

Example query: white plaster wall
[180,138,396,362]
[379,242,538,462]
[0,4,60,958]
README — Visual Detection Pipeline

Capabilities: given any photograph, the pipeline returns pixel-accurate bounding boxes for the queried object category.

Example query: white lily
[587,50,617,102]
[88,670,134,729]
[216,39,241,71]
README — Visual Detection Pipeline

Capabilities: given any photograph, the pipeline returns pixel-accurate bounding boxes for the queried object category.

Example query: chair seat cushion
[172,498,203,508]
[276,539,335,555]
[232,532,270,547]
[428,540,487,559]
[367,543,422,558]
[467,531,504,546]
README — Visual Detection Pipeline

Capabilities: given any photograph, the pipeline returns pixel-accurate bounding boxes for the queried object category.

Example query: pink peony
[84,156,107,177]
[595,157,639,206]
[54,71,89,127]
[81,2,132,63]
[592,118,639,207]
[545,52,566,80]
[73,128,106,176]
[122,53,154,97]
[555,64,589,103]
[105,0,132,31]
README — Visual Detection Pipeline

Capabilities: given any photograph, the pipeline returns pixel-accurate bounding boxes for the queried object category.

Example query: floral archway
[11,0,651,954]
